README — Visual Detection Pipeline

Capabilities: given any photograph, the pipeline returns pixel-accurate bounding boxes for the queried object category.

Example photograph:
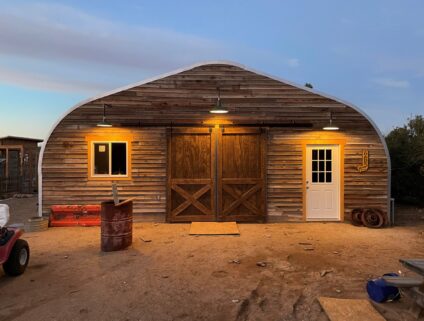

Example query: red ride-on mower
[0,205,30,276]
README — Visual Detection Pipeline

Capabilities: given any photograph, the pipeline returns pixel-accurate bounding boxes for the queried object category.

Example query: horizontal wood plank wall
[42,63,389,222]
[42,127,167,221]
[267,128,388,221]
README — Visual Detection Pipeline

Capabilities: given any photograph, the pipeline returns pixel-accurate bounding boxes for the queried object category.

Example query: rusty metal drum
[100,200,133,252]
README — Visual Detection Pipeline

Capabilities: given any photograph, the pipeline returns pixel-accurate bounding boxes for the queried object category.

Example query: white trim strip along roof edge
[37,60,391,221]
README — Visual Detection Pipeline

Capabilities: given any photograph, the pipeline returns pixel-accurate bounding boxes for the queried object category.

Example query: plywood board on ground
[189,222,240,235]
[318,297,386,321]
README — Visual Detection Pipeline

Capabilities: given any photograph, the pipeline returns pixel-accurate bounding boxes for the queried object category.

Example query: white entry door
[306,145,340,221]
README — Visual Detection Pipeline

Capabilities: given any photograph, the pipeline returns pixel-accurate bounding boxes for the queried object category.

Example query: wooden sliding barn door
[167,128,216,222]
[217,128,266,222]
[167,127,266,222]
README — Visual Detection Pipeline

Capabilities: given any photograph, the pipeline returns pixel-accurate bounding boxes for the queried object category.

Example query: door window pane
[94,143,109,174]
[111,143,127,175]
[311,148,334,184]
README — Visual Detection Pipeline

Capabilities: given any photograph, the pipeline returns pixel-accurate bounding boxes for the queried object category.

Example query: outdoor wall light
[209,88,229,114]
[323,112,339,131]
[97,104,113,127]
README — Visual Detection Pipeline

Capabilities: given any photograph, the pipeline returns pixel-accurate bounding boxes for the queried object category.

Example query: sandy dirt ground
[0,197,424,321]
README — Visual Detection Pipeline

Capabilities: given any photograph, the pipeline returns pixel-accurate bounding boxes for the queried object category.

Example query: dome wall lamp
[323,112,339,131]
[209,87,229,114]
[97,104,113,127]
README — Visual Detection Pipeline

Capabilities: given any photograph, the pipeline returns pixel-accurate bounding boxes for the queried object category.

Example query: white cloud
[372,77,410,89]
[374,56,424,77]
[287,58,300,68]
[0,3,300,94]
[0,65,110,94]
[0,3,229,93]
[0,3,224,73]
[339,17,353,25]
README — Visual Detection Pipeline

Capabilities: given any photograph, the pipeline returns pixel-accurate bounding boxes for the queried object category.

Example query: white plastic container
[0,204,10,228]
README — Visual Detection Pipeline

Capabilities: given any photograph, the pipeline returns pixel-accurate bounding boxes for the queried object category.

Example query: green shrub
[385,115,424,205]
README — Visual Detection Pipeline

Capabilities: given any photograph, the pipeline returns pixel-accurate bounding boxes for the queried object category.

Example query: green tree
[385,115,424,205]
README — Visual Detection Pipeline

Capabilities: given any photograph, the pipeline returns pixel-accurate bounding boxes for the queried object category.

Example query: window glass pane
[312,161,318,171]
[326,172,332,183]
[8,150,20,177]
[326,149,332,160]
[312,150,318,160]
[326,161,332,171]
[319,149,324,160]
[319,161,325,171]
[94,143,109,174]
[312,172,318,183]
[111,143,127,175]
[319,172,325,182]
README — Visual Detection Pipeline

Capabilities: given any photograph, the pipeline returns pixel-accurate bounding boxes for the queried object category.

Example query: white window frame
[91,141,129,178]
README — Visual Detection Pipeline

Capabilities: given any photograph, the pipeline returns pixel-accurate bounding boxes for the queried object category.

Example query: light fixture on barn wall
[97,104,113,127]
[323,112,339,131]
[209,87,229,114]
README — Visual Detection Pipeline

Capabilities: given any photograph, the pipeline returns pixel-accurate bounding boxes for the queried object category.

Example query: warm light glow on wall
[88,126,133,138]
[202,118,233,126]
[292,130,347,141]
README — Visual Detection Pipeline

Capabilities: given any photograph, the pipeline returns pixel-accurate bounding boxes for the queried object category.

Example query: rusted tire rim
[361,209,384,228]
[351,208,364,226]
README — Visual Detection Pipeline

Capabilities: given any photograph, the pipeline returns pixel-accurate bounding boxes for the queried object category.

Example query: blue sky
[1,0,423,139]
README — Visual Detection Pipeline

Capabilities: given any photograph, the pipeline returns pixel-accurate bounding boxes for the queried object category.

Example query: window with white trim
[92,141,128,177]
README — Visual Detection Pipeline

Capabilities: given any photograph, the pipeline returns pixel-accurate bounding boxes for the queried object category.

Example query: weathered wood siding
[267,128,388,221]
[42,127,167,220]
[41,63,389,220]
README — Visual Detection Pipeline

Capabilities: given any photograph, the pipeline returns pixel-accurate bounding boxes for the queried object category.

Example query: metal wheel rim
[19,248,28,266]
[362,209,384,228]
[366,214,379,224]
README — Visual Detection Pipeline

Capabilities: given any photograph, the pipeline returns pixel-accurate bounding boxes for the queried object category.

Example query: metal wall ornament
[357,149,369,173]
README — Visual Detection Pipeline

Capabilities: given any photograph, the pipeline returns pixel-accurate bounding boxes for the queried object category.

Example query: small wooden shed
[1,136,42,197]
[39,61,390,223]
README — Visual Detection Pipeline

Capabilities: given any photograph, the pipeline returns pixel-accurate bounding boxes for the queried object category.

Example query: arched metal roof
[38,60,391,217]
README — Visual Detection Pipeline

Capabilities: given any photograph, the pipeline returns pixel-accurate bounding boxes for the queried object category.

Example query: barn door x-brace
[167,127,266,222]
